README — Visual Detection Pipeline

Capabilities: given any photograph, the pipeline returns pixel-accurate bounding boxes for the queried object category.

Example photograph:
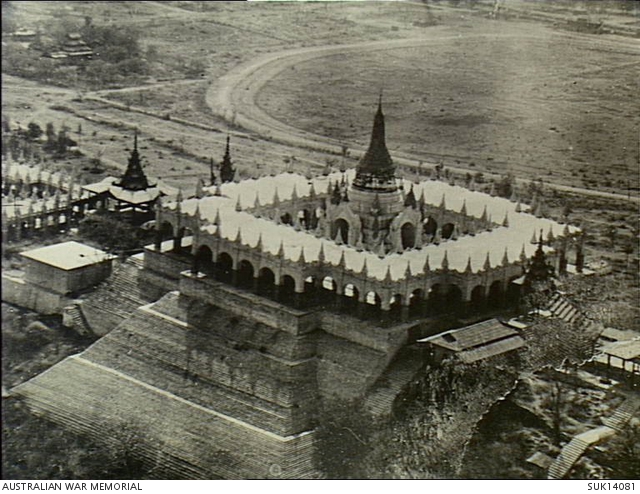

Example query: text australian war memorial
[11,100,583,479]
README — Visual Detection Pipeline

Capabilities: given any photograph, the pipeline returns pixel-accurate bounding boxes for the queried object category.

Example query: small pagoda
[83,132,176,219]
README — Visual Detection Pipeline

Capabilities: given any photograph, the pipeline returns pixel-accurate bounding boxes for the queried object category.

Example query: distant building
[62,32,93,58]
[3,241,112,314]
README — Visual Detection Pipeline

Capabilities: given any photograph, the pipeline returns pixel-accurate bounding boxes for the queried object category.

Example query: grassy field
[256,19,639,196]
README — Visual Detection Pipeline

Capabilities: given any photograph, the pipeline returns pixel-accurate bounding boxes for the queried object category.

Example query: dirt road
[206,31,639,204]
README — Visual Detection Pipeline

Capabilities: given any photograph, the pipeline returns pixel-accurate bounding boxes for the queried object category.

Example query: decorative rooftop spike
[441,250,449,271]
[404,260,412,279]
[277,240,285,258]
[563,224,570,237]
[377,241,386,258]
[234,196,242,212]
[338,250,346,269]
[298,246,306,264]
[439,193,446,210]
[214,183,222,196]
[273,187,280,206]
[335,228,344,245]
[480,205,488,223]
[361,257,368,277]
[465,255,473,274]
[253,192,260,209]
[255,232,263,251]
[502,211,509,227]
[404,184,417,208]
[460,199,467,216]
[291,183,298,202]
[483,251,492,271]
[515,201,522,213]
[234,226,242,245]
[520,244,528,264]
[219,136,235,184]
[534,201,543,218]
[510,188,518,202]
[502,247,509,266]
[384,265,392,282]
[531,229,538,244]
[317,242,325,264]
[547,226,555,243]
[309,181,316,199]
[195,178,205,199]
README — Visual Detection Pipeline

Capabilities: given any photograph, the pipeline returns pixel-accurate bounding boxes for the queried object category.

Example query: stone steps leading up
[548,437,589,479]
[602,395,640,432]
[364,348,425,418]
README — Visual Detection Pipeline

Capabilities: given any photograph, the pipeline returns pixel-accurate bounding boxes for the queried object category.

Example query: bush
[78,212,146,253]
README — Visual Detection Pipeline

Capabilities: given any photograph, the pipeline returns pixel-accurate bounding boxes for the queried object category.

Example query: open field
[256,19,639,196]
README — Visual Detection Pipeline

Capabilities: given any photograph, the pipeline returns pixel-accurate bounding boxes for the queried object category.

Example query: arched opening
[342,283,360,311]
[304,276,318,307]
[176,226,193,254]
[444,285,463,312]
[257,267,276,298]
[298,209,311,230]
[488,280,504,308]
[506,276,522,306]
[309,209,319,230]
[279,275,296,304]
[237,260,254,289]
[409,289,425,317]
[320,276,337,308]
[365,291,381,306]
[280,212,293,225]
[470,285,486,313]
[194,245,214,276]
[423,216,438,236]
[216,252,234,284]
[332,218,349,243]
[390,294,403,319]
[441,223,455,240]
[156,221,174,249]
[401,222,416,250]
[364,291,382,320]
[428,284,445,314]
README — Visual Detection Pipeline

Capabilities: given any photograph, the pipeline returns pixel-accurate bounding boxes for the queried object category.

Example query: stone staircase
[548,395,639,479]
[548,436,590,479]
[602,395,640,432]
[72,256,152,336]
[364,347,425,418]
[62,304,92,336]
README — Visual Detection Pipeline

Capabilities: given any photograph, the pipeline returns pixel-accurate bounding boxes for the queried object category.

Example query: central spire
[117,130,150,191]
[353,96,397,192]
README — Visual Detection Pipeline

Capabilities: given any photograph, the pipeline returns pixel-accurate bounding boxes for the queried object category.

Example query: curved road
[205,32,640,204]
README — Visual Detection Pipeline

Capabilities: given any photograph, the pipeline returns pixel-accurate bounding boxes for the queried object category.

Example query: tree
[27,122,43,140]
[219,136,235,183]
[44,122,56,150]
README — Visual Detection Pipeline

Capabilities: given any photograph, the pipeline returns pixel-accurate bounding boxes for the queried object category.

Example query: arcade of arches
[175,239,520,324]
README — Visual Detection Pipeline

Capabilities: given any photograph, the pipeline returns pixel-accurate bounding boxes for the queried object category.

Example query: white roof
[21,241,112,270]
[164,170,577,282]
[83,176,178,204]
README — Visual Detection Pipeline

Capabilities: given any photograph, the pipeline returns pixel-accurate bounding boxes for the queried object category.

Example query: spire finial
[441,250,449,271]
[484,251,492,271]
[465,255,473,274]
